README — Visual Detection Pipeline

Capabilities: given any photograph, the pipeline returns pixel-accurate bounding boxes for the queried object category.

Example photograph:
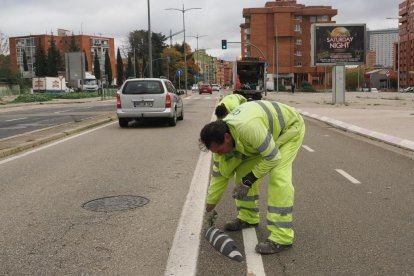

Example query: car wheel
[168,111,177,126]
[178,107,184,120]
[119,118,129,128]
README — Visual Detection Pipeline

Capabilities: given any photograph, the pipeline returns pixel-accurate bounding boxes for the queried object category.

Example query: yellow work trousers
[234,126,305,245]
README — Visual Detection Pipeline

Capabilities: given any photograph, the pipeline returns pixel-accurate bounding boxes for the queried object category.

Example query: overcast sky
[0,0,399,60]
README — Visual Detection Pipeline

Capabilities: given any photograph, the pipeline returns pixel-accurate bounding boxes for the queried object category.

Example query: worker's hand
[205,209,218,227]
[206,203,216,212]
[232,182,250,200]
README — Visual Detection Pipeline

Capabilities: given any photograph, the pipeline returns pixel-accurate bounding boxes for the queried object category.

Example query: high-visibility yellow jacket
[207,100,304,204]
[218,94,247,114]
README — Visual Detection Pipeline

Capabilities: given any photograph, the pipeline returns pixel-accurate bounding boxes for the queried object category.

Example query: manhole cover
[82,195,149,212]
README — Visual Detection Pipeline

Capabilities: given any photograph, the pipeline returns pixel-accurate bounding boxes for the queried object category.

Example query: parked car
[401,87,414,93]
[211,84,221,91]
[191,84,199,92]
[370,88,379,93]
[116,78,184,127]
[199,84,212,94]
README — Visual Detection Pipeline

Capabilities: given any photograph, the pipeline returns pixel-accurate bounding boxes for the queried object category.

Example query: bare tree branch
[0,31,10,55]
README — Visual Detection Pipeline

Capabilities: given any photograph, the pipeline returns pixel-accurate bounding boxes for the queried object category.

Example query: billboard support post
[332,64,345,104]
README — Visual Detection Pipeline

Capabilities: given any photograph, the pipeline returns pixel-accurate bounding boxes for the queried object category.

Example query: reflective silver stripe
[235,195,258,202]
[267,220,293,229]
[257,132,272,153]
[255,101,273,134]
[212,171,222,177]
[268,206,293,215]
[264,147,278,161]
[271,102,285,130]
[237,206,259,213]
[213,161,219,167]
[244,195,259,201]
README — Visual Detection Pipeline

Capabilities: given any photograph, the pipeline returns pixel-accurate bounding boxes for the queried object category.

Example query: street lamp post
[166,4,201,92]
[147,0,153,77]
[386,17,400,91]
[188,34,207,83]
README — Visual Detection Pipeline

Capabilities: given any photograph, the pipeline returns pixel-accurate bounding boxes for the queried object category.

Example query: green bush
[13,92,98,103]
[299,81,317,92]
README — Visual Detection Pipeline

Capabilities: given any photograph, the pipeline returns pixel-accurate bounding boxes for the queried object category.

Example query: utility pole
[166,4,201,93]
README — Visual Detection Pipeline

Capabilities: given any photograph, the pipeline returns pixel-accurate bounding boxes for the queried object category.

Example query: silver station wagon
[116,78,184,127]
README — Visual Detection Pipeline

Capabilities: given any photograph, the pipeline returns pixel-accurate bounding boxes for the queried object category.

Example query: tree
[93,49,101,80]
[69,35,79,52]
[0,31,9,55]
[126,54,133,79]
[104,49,112,85]
[22,50,28,71]
[116,48,124,85]
[128,30,168,77]
[47,35,59,76]
[83,50,89,72]
[34,42,47,77]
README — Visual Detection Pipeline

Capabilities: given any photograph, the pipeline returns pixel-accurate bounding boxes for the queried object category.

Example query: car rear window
[122,80,164,94]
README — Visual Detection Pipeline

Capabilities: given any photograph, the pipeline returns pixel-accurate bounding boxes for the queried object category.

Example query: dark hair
[215,103,228,119]
[199,120,230,151]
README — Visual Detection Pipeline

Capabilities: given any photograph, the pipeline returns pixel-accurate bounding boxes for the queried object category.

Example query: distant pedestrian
[291,83,295,94]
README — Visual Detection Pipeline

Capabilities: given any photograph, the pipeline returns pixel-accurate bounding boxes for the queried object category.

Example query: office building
[398,0,414,88]
[367,29,399,68]
[9,29,115,80]
[241,0,337,89]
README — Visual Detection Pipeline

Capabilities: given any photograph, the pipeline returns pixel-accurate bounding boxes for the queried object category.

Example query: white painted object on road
[242,227,266,276]
[205,226,244,262]
[302,145,315,152]
[335,169,361,184]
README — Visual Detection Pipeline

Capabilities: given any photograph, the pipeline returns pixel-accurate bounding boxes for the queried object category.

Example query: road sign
[176,69,182,77]
[385,70,390,77]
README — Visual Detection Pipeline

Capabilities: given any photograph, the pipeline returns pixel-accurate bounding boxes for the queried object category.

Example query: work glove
[205,210,218,227]
[232,182,250,200]
[232,172,258,200]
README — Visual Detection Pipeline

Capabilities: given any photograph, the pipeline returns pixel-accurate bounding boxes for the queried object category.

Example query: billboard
[65,52,85,81]
[312,24,366,65]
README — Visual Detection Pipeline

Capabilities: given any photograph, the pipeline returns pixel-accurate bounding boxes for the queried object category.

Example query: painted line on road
[302,145,315,152]
[54,110,71,113]
[242,228,266,276]
[335,169,361,184]
[5,117,27,122]
[164,112,215,276]
[0,121,116,166]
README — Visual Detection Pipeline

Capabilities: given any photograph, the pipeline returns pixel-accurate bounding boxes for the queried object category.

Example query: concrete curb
[0,115,116,159]
[298,109,414,152]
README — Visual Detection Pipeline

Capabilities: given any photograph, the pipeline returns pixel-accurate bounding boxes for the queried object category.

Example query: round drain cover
[82,195,149,212]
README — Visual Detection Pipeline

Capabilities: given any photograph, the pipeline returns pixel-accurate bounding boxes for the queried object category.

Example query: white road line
[302,145,315,152]
[0,122,116,165]
[164,112,215,276]
[54,110,71,113]
[335,169,361,184]
[5,117,27,122]
[242,228,266,276]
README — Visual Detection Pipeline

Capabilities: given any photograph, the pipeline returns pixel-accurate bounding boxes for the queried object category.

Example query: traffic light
[221,39,227,50]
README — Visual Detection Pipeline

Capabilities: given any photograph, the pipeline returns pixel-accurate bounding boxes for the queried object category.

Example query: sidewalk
[264,92,414,152]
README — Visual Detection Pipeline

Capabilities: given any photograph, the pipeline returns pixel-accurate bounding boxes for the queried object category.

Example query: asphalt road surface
[0,101,115,139]
[0,93,413,275]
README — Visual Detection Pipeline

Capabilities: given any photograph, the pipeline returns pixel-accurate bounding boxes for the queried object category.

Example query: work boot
[224,218,258,231]
[255,239,292,255]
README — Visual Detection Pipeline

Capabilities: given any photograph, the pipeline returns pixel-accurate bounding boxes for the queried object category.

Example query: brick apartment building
[9,29,115,81]
[398,0,414,88]
[241,0,337,89]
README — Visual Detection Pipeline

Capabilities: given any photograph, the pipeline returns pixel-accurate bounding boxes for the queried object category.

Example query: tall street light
[166,4,201,92]
[188,33,208,82]
[386,17,400,91]
[147,0,153,77]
